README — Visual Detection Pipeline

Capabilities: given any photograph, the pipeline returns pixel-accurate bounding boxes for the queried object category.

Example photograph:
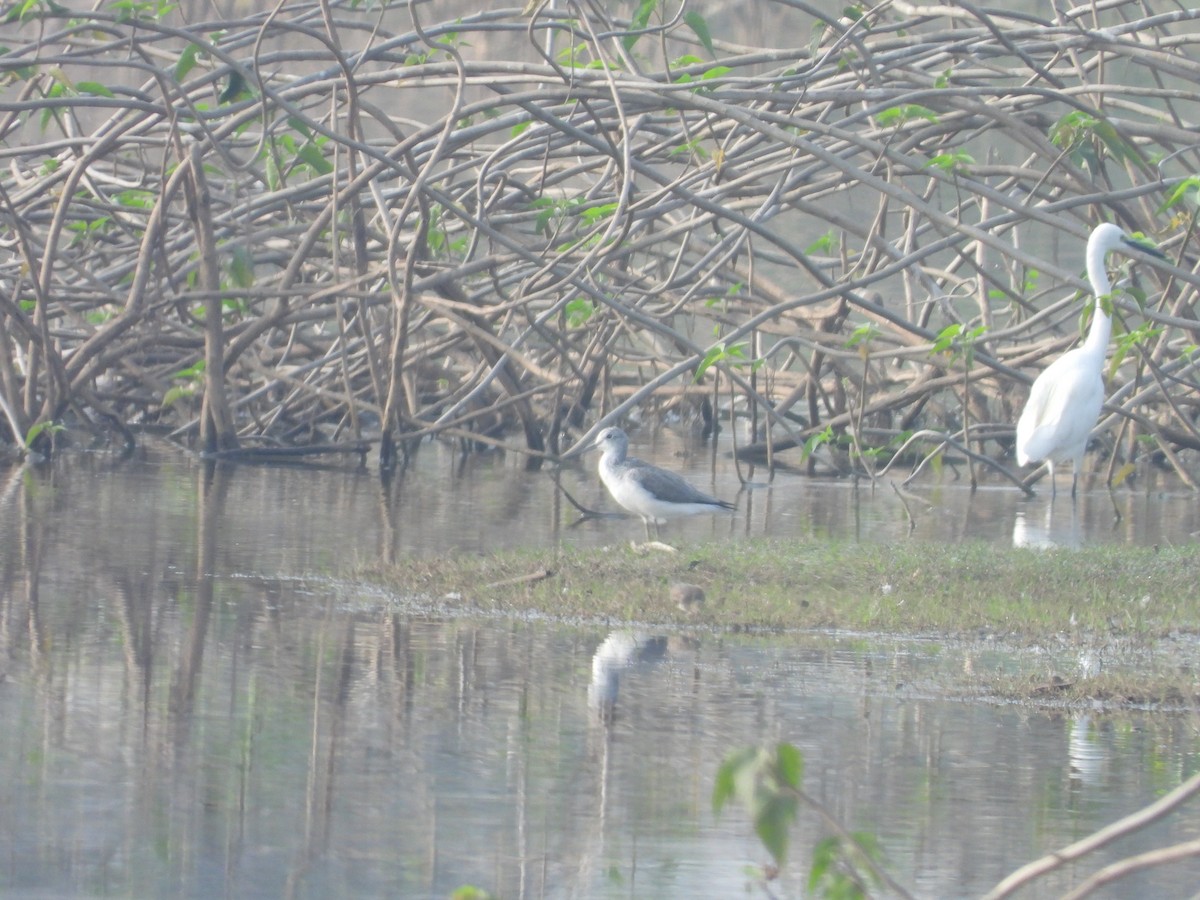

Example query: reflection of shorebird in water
[582,631,672,897]
[587,631,668,723]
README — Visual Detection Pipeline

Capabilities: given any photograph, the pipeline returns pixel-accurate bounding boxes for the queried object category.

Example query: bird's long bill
[1123,234,1168,260]
[562,430,606,459]
[560,437,596,460]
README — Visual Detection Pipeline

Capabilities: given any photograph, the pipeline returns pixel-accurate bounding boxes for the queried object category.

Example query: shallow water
[1,439,1198,898]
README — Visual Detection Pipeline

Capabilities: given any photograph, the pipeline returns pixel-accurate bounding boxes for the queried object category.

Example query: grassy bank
[365,539,1198,639]
[361,539,1200,707]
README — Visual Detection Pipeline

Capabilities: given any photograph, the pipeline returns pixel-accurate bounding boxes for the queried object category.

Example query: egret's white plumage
[1015,222,1165,497]
[593,426,735,539]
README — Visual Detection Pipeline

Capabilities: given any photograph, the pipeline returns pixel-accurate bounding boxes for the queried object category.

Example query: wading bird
[593,426,735,540]
[1015,222,1166,497]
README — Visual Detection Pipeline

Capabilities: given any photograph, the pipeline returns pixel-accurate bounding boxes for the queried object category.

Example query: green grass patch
[360,539,1200,641]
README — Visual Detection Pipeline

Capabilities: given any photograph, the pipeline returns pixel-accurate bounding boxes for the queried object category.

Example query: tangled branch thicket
[3,1,1200,482]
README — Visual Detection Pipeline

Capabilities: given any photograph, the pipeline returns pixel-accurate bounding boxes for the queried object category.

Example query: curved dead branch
[0,0,1197,483]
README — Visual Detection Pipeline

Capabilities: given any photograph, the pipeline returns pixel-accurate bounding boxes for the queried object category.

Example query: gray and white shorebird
[592,426,735,540]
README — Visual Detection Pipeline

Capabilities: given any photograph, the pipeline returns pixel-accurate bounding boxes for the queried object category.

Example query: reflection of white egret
[1011,502,1081,550]
[1011,507,1044,549]
[593,427,735,540]
[1068,714,1108,786]
[1015,223,1167,498]
[587,631,667,720]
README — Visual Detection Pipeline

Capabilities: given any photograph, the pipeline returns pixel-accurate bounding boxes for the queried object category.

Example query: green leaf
[427,226,445,253]
[175,43,201,81]
[630,0,657,30]
[76,81,114,97]
[579,202,618,224]
[286,116,313,139]
[876,103,938,127]
[694,341,751,381]
[172,359,206,381]
[1046,109,1145,173]
[776,742,803,789]
[1126,282,1150,311]
[682,10,715,57]
[0,45,37,80]
[623,0,658,52]
[1111,461,1136,488]
[25,420,64,446]
[116,188,155,208]
[694,346,722,380]
[712,747,757,813]
[931,322,962,355]
[40,81,66,130]
[754,792,797,866]
[162,385,195,407]
[556,42,591,68]
[296,142,332,175]
[7,0,46,24]
[449,886,494,900]
[803,425,834,460]
[534,208,556,235]
[713,743,804,865]
[845,322,879,349]
[510,120,531,138]
[808,21,826,57]
[1090,118,1148,172]
[264,154,281,191]
[564,298,595,328]
[1159,176,1200,214]
[809,836,837,893]
[229,244,255,288]
[668,137,705,158]
[925,150,974,173]
[809,831,885,898]
[1109,321,1162,380]
[806,231,836,255]
[110,0,178,22]
[219,70,249,104]
[1050,110,1099,149]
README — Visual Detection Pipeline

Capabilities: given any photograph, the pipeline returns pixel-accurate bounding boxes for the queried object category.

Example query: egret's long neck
[1083,249,1113,357]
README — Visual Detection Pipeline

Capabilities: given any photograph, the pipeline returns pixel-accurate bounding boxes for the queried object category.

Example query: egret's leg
[1048,460,1057,499]
[642,517,653,541]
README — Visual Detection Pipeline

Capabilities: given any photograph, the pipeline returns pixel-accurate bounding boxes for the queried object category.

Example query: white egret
[1015,222,1166,497]
[593,426,735,539]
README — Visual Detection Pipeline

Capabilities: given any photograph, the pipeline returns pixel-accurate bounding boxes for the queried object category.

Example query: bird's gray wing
[626,457,722,505]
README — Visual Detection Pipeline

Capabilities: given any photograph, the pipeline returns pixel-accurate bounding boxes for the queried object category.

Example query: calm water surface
[1,437,1198,898]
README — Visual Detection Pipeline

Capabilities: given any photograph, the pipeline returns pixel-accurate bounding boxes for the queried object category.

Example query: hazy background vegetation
[2,0,1199,485]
